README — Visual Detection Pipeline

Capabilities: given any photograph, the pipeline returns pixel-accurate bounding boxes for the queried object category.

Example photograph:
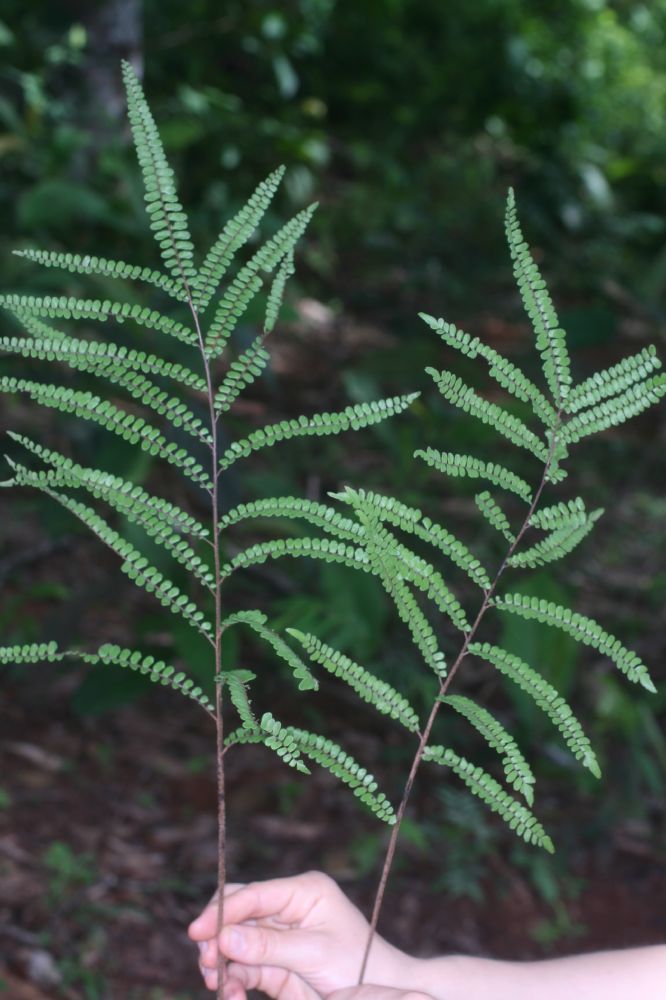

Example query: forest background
[0,2,665,998]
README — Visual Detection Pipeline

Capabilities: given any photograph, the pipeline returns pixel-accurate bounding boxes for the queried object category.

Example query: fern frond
[505,189,571,406]
[529,497,586,532]
[340,494,470,632]
[79,644,214,712]
[474,491,515,544]
[420,313,557,428]
[0,641,214,714]
[469,641,600,777]
[236,713,310,773]
[8,468,213,637]
[0,335,208,394]
[427,368,549,463]
[0,641,63,665]
[5,308,69,341]
[0,294,197,348]
[440,695,535,803]
[214,341,271,416]
[286,726,396,823]
[220,610,316,691]
[331,486,491,590]
[495,594,656,692]
[205,205,317,358]
[223,670,258,729]
[6,432,209,540]
[220,496,363,543]
[13,250,187,302]
[0,378,211,489]
[222,536,372,580]
[192,166,286,313]
[286,628,420,733]
[424,745,553,850]
[415,449,534,503]
[264,249,295,333]
[565,345,662,413]
[6,459,215,590]
[122,61,196,289]
[218,393,419,472]
[562,375,666,444]
[509,508,603,569]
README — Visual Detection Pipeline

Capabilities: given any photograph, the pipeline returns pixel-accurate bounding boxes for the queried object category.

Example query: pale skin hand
[189,870,666,1000]
[187,871,415,996]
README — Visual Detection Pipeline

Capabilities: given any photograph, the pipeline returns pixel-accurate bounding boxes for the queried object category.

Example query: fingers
[219,922,324,972]
[220,873,319,928]
[228,962,320,1000]
[188,883,245,941]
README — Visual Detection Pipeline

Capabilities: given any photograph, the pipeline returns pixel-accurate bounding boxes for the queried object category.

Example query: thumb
[220,923,320,972]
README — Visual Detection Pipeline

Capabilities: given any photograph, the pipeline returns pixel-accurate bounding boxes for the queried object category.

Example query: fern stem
[185,283,227,1000]
[358,416,563,983]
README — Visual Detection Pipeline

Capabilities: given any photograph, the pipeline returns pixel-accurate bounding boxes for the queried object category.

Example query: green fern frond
[469,642,600,776]
[264,249,295,333]
[232,712,310,773]
[495,594,656,692]
[222,536,372,580]
[286,726,396,823]
[6,459,215,590]
[505,189,571,406]
[220,496,363,544]
[331,486,491,589]
[0,294,197,347]
[6,432,209,540]
[414,449,533,503]
[5,308,69,342]
[122,61,196,289]
[0,335,208,393]
[214,341,271,416]
[218,393,419,472]
[340,494,470,632]
[0,379,211,489]
[13,250,187,302]
[529,497,586,532]
[0,641,214,714]
[9,469,213,637]
[192,166,286,313]
[220,610,317,691]
[223,671,258,729]
[474,491,515,544]
[427,368,550,463]
[562,375,666,445]
[80,644,214,712]
[509,508,603,569]
[420,313,557,427]
[0,641,63,665]
[565,345,661,413]
[424,745,553,850]
[440,695,535,803]
[205,205,317,358]
[286,628,420,732]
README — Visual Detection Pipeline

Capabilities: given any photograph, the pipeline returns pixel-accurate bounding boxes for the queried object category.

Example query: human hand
[188,871,414,996]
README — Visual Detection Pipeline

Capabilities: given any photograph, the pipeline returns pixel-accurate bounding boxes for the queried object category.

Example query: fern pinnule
[474,491,515,544]
[192,165,286,313]
[0,295,198,346]
[494,594,656,692]
[122,60,196,289]
[424,745,553,851]
[505,188,571,406]
[420,312,557,428]
[286,629,421,733]
[508,507,603,569]
[468,642,601,778]
[562,374,666,445]
[12,250,188,302]
[565,344,662,413]
[218,393,419,472]
[440,694,535,804]
[220,496,363,543]
[414,448,534,503]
